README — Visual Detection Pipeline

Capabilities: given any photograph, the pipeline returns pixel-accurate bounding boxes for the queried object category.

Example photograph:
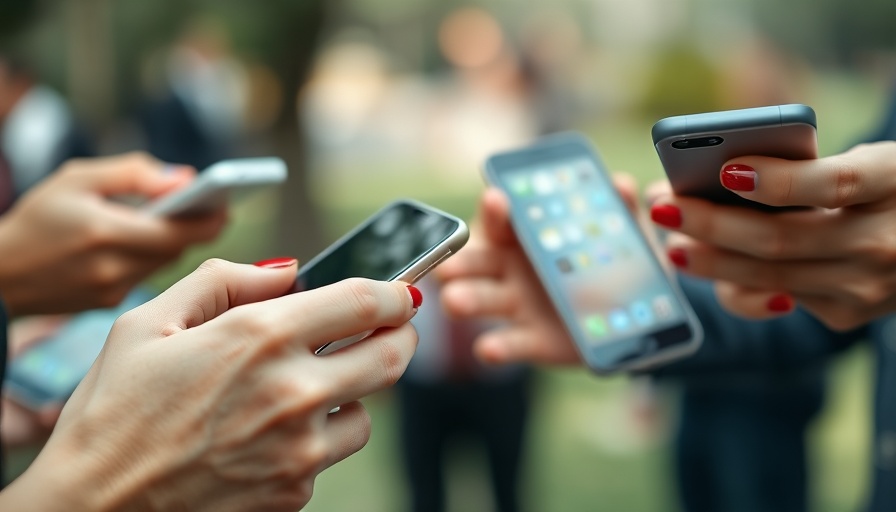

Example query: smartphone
[291,199,470,355]
[652,104,817,208]
[485,133,702,373]
[3,288,157,409]
[143,157,288,217]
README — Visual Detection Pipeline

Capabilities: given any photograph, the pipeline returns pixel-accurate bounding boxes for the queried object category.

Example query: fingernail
[407,285,423,309]
[650,204,682,228]
[253,257,297,269]
[721,164,757,192]
[767,294,794,313]
[667,248,688,268]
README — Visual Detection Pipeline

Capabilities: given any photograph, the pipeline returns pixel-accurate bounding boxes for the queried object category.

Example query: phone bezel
[485,132,703,374]
[144,157,288,217]
[294,198,470,355]
[652,104,818,208]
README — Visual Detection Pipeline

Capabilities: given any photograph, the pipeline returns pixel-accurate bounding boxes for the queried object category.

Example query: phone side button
[413,252,451,281]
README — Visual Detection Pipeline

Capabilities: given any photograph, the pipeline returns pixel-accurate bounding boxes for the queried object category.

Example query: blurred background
[3,0,896,511]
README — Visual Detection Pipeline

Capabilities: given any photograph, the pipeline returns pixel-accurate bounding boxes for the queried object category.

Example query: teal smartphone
[652,104,817,209]
[485,133,703,374]
[4,288,157,408]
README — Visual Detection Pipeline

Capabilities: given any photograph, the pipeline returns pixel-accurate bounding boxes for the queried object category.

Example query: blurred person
[0,54,94,211]
[437,133,896,510]
[141,19,249,170]
[0,152,423,511]
[657,36,826,512]
[0,153,226,451]
[0,260,423,510]
[399,276,530,512]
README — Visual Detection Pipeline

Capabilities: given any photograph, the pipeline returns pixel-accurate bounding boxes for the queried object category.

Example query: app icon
[563,225,584,244]
[584,315,608,338]
[509,176,531,196]
[527,205,545,221]
[539,228,563,251]
[532,172,556,195]
[556,258,573,274]
[584,221,602,238]
[594,245,613,264]
[653,295,674,319]
[608,309,631,332]
[570,195,588,214]
[591,189,612,208]
[603,213,626,235]
[575,252,592,269]
[548,200,566,217]
[556,168,574,187]
[631,301,653,326]
[576,163,593,182]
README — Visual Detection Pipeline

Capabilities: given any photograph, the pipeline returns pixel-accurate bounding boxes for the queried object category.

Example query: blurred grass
[6,72,887,510]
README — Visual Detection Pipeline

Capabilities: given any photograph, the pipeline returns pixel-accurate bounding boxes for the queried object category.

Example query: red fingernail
[407,285,423,309]
[650,204,682,228]
[721,164,757,192]
[668,248,688,268]
[767,294,794,313]
[253,257,297,269]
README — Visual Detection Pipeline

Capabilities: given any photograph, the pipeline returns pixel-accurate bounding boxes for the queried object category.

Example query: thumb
[68,152,195,199]
[135,258,299,335]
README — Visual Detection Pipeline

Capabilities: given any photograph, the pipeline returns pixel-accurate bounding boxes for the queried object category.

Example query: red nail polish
[407,285,423,309]
[721,164,757,192]
[650,204,682,228]
[668,248,688,268]
[767,294,794,313]
[253,257,297,269]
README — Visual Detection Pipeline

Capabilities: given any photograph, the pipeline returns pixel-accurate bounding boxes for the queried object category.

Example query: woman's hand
[0,153,227,316]
[2,259,421,512]
[649,141,896,330]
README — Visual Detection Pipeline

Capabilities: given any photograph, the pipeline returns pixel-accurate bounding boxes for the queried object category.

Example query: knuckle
[846,281,890,308]
[123,151,156,168]
[830,157,863,208]
[276,377,331,415]
[196,258,231,277]
[752,226,790,260]
[377,331,414,387]
[236,311,289,348]
[343,278,381,323]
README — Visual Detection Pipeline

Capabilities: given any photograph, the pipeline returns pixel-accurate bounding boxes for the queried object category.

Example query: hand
[437,175,641,366]
[648,141,896,330]
[0,153,227,316]
[1,259,420,511]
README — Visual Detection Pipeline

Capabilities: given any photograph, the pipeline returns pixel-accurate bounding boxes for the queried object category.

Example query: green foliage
[638,42,726,120]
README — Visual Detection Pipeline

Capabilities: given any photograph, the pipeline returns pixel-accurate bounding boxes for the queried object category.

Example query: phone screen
[488,135,699,371]
[294,202,462,292]
[4,288,156,406]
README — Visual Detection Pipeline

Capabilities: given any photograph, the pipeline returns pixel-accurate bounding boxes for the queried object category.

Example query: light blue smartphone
[652,104,817,209]
[485,133,703,374]
[3,288,157,408]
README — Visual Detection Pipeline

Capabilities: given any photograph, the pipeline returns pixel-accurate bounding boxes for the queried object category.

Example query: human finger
[322,401,372,468]
[440,277,517,319]
[649,194,848,260]
[474,325,581,366]
[224,279,419,353]
[64,152,195,198]
[125,258,299,337]
[315,323,418,406]
[612,173,640,214]
[480,187,518,246]
[713,281,795,320]
[718,141,896,208]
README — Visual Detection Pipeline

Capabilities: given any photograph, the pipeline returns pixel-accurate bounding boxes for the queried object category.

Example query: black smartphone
[485,133,702,373]
[652,104,817,209]
[291,199,469,355]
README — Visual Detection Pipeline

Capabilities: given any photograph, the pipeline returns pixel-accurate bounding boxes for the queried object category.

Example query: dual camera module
[671,136,724,150]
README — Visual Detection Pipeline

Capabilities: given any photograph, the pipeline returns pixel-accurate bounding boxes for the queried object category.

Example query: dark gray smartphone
[485,133,703,374]
[291,199,469,355]
[652,104,817,209]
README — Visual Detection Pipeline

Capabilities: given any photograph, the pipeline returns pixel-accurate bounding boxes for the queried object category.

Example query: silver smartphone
[290,199,470,355]
[485,133,703,374]
[144,157,287,217]
[652,104,817,209]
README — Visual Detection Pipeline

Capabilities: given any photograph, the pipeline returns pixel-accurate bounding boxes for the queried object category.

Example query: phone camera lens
[671,136,724,149]
[671,140,690,149]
